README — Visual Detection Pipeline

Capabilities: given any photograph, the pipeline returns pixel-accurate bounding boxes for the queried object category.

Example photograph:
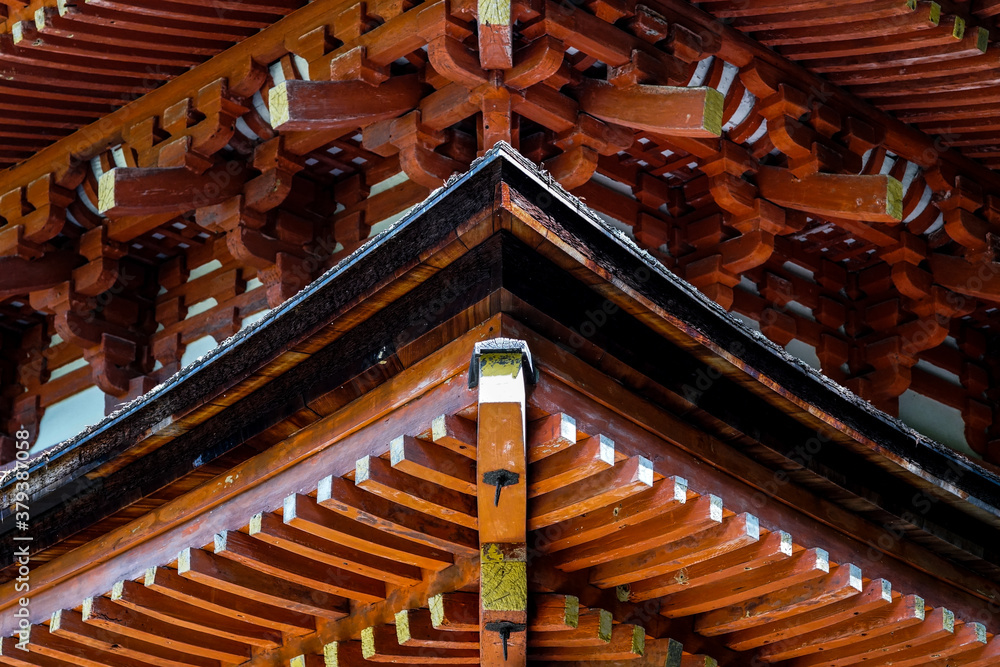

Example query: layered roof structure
[2,1,1000,665]
[1,146,999,667]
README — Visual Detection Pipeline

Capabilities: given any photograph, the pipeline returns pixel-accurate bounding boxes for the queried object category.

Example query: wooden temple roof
[2,0,1000,665]
[2,0,1000,470]
[0,146,998,666]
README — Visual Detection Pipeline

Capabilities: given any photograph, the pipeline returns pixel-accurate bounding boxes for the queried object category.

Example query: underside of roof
[1,2,1000,664]
[0,146,998,667]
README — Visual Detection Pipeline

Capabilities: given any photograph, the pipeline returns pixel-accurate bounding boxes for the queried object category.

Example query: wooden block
[268,76,423,132]
[756,166,902,222]
[477,0,513,69]
[361,624,480,663]
[527,412,576,462]
[528,608,611,647]
[430,592,480,631]
[390,434,477,494]
[527,623,644,661]
[432,413,478,458]
[528,434,615,497]
[395,609,480,648]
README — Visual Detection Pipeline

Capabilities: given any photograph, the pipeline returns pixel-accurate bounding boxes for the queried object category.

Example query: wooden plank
[786,606,954,667]
[390,435,477,494]
[628,530,793,602]
[724,578,892,650]
[144,566,316,636]
[82,595,250,663]
[587,513,761,588]
[528,435,616,497]
[177,547,349,619]
[250,510,422,586]
[110,579,281,647]
[854,621,986,667]
[756,594,927,662]
[694,562,863,633]
[534,476,690,553]
[49,609,216,667]
[290,490,459,570]
[24,624,158,667]
[356,454,479,530]
[215,529,386,603]
[529,455,653,530]
[550,493,723,571]
[0,636,67,667]
[318,474,478,555]
[659,547,836,617]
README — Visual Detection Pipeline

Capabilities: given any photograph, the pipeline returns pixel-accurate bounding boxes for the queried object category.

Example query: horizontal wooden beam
[756,166,903,222]
[269,75,423,132]
[0,250,78,300]
[578,80,724,137]
[98,164,246,217]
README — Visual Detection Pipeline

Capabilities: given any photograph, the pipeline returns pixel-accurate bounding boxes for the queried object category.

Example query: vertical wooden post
[481,77,512,154]
[471,339,535,667]
[477,0,513,69]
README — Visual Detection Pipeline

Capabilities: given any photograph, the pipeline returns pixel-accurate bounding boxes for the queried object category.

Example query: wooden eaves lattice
[2,333,997,667]
[1,148,999,667]
[3,0,1000,466]
[0,332,998,667]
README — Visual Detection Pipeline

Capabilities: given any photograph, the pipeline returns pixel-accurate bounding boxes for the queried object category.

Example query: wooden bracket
[504,35,563,90]
[0,174,74,257]
[269,75,423,132]
[578,79,723,137]
[429,35,488,87]
[756,167,903,223]
[98,161,250,218]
